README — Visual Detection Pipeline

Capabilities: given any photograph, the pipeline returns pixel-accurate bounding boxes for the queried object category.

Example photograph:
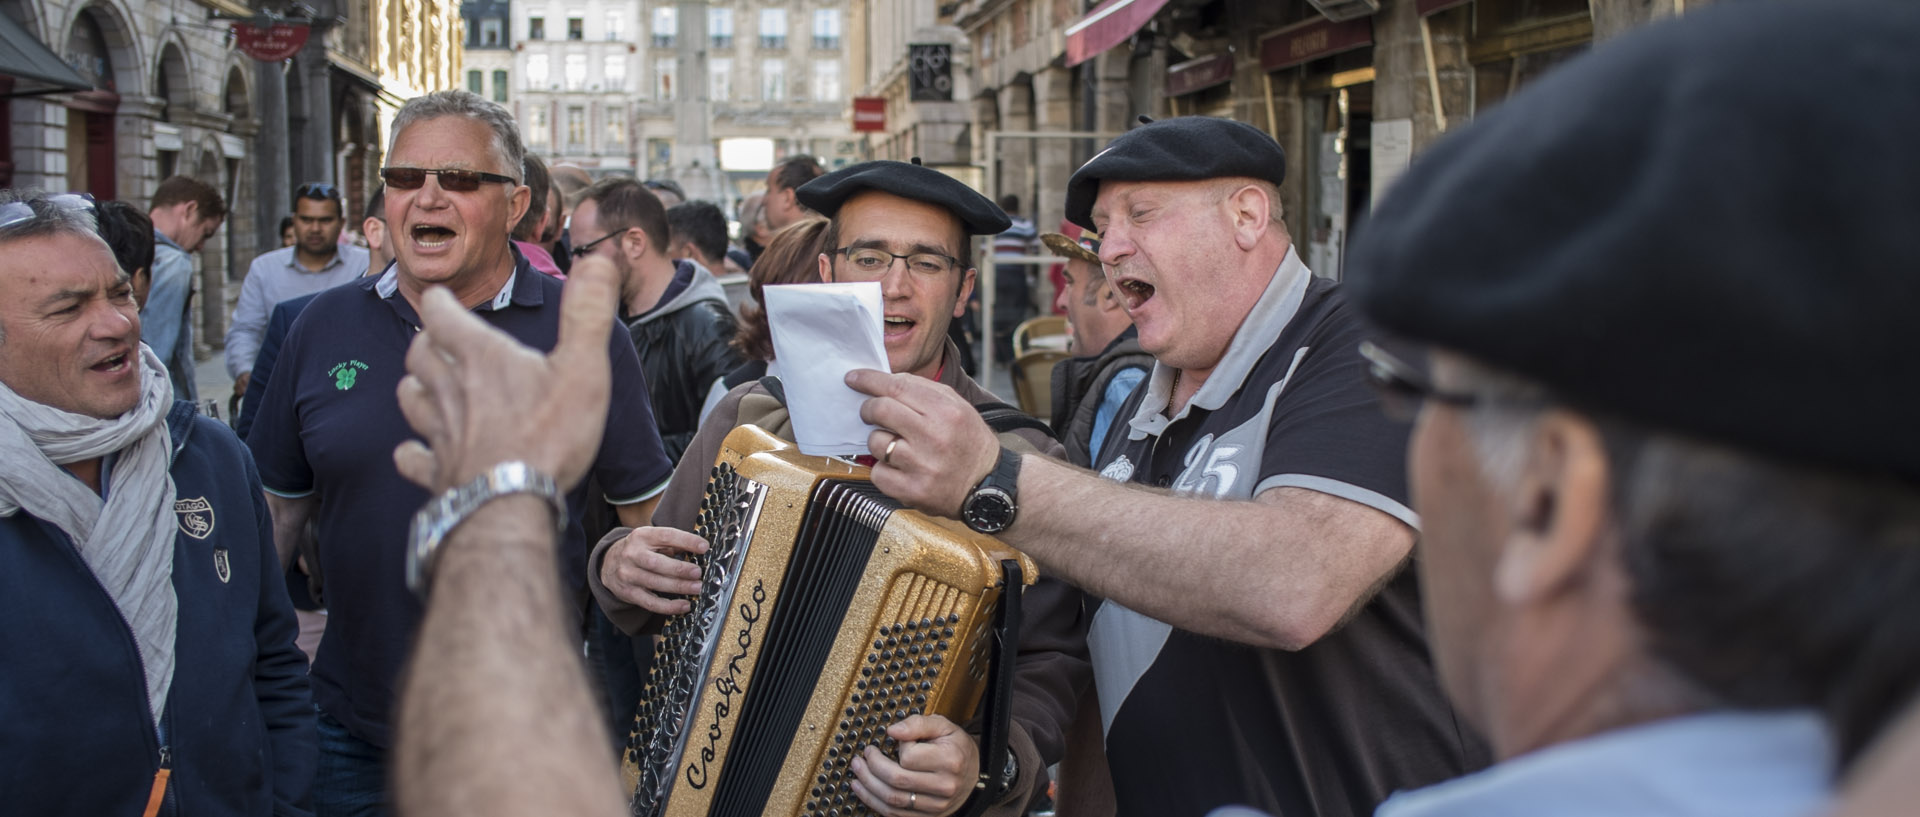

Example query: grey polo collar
[1126,246,1313,441]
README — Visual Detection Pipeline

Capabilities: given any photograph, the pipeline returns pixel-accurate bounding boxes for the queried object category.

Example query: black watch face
[964,487,1016,533]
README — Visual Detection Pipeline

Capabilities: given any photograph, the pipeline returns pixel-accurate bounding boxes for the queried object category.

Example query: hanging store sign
[1259,16,1373,71]
[233,24,310,62]
[1166,53,1234,97]
[851,97,887,132]
[908,43,952,102]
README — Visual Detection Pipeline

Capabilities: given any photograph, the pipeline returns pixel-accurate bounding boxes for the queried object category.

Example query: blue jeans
[313,706,388,817]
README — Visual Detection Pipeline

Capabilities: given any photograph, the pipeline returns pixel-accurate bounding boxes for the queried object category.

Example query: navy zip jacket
[0,401,316,816]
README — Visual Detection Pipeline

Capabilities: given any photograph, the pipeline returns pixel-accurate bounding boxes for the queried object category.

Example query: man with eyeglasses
[0,189,315,817]
[225,181,368,398]
[245,89,673,817]
[567,176,743,745]
[146,175,228,403]
[843,119,1488,817]
[588,160,1088,817]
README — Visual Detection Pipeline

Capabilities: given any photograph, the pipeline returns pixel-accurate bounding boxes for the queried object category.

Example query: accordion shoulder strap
[956,558,1025,817]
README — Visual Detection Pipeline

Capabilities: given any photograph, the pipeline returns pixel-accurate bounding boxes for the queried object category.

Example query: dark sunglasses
[1358,340,1477,421]
[295,181,341,201]
[569,229,625,258]
[0,192,94,230]
[380,167,518,192]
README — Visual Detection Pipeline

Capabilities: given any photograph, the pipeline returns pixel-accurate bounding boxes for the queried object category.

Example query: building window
[565,54,587,90]
[467,69,483,94]
[652,7,676,48]
[481,17,504,46]
[605,105,626,149]
[605,10,623,41]
[709,57,732,102]
[604,55,626,91]
[492,69,509,102]
[759,9,787,50]
[761,58,786,101]
[527,106,550,147]
[566,106,586,151]
[709,8,733,49]
[528,54,550,88]
[528,15,544,40]
[655,57,677,100]
[812,9,841,50]
[648,138,672,173]
[567,13,584,41]
[811,59,840,102]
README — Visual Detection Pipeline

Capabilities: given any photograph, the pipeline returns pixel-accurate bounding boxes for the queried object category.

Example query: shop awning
[0,12,91,97]
[1065,0,1172,68]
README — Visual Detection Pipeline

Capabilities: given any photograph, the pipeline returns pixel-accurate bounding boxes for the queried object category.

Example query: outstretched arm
[390,257,628,817]
[848,369,1413,651]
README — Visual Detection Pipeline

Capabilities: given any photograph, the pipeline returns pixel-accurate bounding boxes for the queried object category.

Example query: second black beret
[1064,117,1288,231]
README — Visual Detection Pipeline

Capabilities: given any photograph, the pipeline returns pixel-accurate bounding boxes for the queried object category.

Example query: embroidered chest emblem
[174,496,215,540]
[213,548,231,583]
[328,359,369,391]
[1099,454,1135,483]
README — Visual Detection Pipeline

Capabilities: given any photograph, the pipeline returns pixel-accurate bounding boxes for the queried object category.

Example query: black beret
[1064,117,1287,231]
[1346,1,1920,482]
[795,160,1010,235]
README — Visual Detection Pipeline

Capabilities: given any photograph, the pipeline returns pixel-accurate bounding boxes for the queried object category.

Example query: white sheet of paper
[763,282,889,456]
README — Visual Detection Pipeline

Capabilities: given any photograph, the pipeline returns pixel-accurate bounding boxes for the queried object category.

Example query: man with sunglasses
[225,181,368,398]
[844,119,1487,817]
[245,90,673,817]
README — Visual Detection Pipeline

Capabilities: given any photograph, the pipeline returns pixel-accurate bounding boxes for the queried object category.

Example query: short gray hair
[1449,356,1920,765]
[0,189,110,345]
[389,90,528,184]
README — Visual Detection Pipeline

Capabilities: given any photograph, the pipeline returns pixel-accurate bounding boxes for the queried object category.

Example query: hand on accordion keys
[848,714,981,817]
[600,526,708,615]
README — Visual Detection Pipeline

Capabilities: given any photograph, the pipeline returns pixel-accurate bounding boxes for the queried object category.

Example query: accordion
[623,424,1036,817]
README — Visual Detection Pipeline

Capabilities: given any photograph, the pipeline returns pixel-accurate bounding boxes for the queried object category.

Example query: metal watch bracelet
[406,461,567,595]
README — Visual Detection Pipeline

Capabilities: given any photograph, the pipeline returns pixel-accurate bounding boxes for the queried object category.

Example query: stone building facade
[466,0,859,207]
[952,0,1708,279]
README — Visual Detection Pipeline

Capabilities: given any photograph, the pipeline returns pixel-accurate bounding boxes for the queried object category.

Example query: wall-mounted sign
[1416,0,1472,15]
[852,96,887,132]
[1167,53,1234,97]
[908,43,952,102]
[234,24,310,62]
[1259,16,1373,72]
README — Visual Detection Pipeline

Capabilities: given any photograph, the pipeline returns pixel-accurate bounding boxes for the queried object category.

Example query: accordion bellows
[624,425,1036,817]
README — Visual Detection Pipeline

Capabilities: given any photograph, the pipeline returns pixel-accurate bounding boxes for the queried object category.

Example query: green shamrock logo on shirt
[328,360,369,391]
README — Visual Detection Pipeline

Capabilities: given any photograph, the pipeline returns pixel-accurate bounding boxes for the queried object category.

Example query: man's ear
[952,268,977,318]
[507,184,532,230]
[621,226,651,262]
[1223,184,1272,251]
[1493,410,1614,606]
[363,217,385,250]
[817,251,834,283]
[1096,278,1127,314]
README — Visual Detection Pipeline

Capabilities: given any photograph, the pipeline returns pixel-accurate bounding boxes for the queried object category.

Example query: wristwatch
[960,446,1021,534]
[407,461,567,595]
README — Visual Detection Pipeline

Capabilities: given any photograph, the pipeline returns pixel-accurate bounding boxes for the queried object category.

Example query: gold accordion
[622,425,1036,817]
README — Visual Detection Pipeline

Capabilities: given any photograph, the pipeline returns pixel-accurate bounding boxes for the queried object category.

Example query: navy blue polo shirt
[246,251,672,748]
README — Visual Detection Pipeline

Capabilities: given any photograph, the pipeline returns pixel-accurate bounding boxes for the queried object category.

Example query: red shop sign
[234,24,311,62]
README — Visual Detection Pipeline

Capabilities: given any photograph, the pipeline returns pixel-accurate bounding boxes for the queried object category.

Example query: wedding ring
[882,437,901,466]
[908,792,917,811]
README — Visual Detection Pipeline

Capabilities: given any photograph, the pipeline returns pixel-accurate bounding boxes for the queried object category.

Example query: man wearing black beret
[1328,2,1920,816]
[590,159,1089,817]
[847,116,1487,814]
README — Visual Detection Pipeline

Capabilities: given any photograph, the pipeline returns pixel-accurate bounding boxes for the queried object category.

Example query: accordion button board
[623,424,1037,817]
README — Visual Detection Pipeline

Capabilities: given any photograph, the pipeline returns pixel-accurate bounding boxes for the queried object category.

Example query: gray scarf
[0,345,177,727]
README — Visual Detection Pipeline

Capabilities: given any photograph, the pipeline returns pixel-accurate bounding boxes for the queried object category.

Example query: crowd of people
[4,3,1920,817]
